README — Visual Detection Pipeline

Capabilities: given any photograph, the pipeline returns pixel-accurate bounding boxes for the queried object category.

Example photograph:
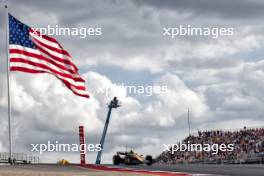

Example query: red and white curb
[80,164,194,176]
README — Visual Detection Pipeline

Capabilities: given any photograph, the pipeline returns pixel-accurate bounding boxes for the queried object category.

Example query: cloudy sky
[1,0,264,163]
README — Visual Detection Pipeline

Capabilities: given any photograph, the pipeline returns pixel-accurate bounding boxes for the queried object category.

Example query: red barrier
[79,126,85,165]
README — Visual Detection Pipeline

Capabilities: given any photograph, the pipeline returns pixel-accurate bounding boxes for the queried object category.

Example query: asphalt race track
[1,163,264,176]
[0,164,191,176]
[117,164,264,176]
[0,164,149,176]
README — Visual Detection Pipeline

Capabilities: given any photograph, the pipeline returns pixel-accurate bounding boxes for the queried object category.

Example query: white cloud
[155,73,208,118]
[0,70,211,163]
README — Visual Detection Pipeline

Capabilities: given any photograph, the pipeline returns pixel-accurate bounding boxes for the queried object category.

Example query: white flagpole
[5,5,12,164]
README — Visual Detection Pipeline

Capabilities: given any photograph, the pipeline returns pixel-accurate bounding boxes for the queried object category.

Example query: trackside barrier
[0,152,39,164]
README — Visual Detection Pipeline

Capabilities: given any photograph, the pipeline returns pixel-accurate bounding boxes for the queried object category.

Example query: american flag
[9,14,90,98]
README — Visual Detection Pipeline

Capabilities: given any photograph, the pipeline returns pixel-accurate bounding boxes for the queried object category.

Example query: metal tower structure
[96,97,121,164]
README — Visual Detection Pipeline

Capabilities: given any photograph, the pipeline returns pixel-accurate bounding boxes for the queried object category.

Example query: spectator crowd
[157,127,264,164]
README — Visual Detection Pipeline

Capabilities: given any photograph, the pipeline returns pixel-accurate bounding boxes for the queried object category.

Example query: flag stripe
[35,45,78,72]
[10,66,87,93]
[31,36,71,57]
[30,31,72,58]
[10,62,87,89]
[10,57,85,82]
[10,66,45,74]
[30,29,58,45]
[29,31,62,50]
[10,45,76,73]
[10,50,76,74]
[10,65,89,96]
[29,30,72,57]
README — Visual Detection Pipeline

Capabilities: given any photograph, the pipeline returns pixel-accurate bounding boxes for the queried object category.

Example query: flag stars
[9,15,36,49]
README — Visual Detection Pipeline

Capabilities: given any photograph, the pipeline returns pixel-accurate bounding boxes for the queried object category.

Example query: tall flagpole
[5,5,12,164]
[187,108,191,136]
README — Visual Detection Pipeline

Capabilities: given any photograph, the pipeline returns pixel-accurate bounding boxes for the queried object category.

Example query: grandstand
[157,127,264,164]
